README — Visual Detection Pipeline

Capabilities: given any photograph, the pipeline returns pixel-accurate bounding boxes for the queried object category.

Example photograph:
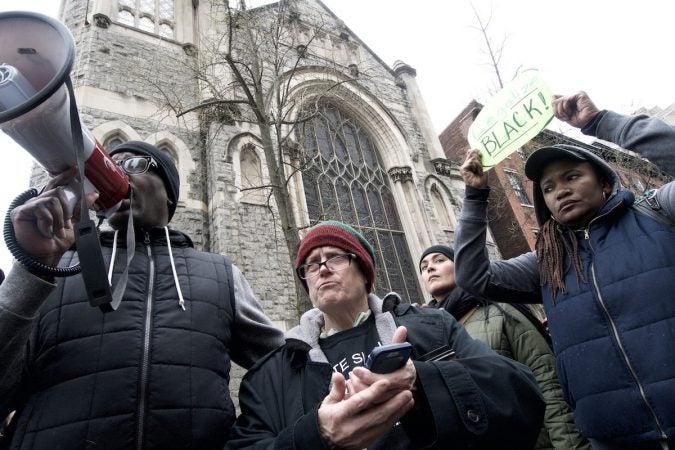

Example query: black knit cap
[419,245,454,273]
[110,141,180,220]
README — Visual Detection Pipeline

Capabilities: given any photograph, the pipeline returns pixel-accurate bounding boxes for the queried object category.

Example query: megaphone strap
[65,76,115,312]
[109,193,135,311]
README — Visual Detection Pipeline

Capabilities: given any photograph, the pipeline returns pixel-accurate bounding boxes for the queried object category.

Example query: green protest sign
[468,70,553,170]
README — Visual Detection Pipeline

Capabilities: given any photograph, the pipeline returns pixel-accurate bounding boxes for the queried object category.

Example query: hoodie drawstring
[164,226,186,310]
[107,222,185,310]
[108,230,119,285]
[109,201,136,311]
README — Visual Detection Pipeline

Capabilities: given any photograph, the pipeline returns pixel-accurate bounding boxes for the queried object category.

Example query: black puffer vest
[7,228,236,450]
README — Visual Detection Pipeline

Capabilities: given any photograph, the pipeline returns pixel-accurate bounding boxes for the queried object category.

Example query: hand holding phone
[364,342,413,374]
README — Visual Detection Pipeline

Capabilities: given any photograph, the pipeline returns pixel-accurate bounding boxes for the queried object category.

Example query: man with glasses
[225,220,545,449]
[0,141,284,449]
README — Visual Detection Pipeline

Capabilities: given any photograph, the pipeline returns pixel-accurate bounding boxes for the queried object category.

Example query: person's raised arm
[554,91,675,177]
[552,91,600,129]
[454,150,541,302]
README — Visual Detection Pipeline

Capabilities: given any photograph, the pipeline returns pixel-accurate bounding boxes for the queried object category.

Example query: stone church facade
[53,0,495,332]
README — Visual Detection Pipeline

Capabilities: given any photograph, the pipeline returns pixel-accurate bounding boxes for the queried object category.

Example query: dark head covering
[524,144,619,225]
[110,141,180,220]
[524,144,591,183]
[295,221,376,293]
[419,245,454,273]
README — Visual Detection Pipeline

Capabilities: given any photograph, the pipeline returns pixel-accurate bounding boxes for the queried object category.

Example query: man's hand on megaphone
[11,167,99,268]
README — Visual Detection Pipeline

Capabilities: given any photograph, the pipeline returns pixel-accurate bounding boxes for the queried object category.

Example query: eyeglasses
[296,253,356,279]
[116,156,158,175]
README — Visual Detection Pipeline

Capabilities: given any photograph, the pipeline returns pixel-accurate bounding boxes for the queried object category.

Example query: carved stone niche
[183,43,198,57]
[431,158,453,177]
[93,13,111,29]
[288,10,300,23]
[348,64,359,78]
[282,139,301,160]
[388,166,413,183]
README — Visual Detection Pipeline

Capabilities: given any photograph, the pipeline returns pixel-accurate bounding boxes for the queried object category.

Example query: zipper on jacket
[585,225,668,442]
[137,232,155,450]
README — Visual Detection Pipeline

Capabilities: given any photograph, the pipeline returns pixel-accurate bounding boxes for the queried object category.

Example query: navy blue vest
[542,195,675,444]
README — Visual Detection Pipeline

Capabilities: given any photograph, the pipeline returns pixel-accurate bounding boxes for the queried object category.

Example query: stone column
[388,166,427,264]
[393,61,446,161]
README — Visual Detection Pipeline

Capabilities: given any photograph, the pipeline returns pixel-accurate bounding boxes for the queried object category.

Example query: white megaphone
[0,11,129,214]
[0,11,130,311]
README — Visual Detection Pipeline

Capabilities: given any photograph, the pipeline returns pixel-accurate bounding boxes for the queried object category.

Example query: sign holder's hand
[552,91,600,129]
[468,69,554,170]
[461,149,489,189]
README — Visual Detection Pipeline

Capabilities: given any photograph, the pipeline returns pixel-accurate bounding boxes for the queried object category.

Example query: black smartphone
[365,342,413,374]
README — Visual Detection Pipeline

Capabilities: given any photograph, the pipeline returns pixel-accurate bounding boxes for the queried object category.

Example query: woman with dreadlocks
[453,91,675,450]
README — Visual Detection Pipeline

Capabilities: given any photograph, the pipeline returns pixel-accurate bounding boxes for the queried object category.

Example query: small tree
[141,0,377,316]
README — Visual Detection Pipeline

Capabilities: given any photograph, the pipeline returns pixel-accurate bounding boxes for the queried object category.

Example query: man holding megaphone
[0,141,284,449]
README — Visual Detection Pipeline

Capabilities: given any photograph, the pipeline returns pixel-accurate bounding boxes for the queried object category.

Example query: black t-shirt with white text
[320,314,381,378]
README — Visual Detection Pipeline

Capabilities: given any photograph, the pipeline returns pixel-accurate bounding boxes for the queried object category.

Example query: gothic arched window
[103,135,125,152]
[240,145,264,203]
[117,0,174,39]
[299,103,422,303]
[430,184,454,228]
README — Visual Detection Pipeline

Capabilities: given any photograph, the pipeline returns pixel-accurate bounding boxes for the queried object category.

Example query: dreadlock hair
[535,218,586,303]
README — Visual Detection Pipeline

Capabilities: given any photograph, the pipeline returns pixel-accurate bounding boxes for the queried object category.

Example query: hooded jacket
[225,294,545,449]
[454,111,675,446]
[0,227,283,450]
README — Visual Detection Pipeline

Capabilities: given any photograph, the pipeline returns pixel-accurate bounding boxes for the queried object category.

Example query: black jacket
[0,227,283,450]
[226,295,545,449]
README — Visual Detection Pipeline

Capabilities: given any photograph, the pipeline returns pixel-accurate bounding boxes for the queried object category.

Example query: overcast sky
[0,0,673,270]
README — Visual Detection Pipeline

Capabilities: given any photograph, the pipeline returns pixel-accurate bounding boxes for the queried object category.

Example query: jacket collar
[99,226,194,248]
[285,294,398,363]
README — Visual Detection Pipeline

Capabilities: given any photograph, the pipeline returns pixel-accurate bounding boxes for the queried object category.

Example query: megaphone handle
[62,180,80,217]
[61,178,98,218]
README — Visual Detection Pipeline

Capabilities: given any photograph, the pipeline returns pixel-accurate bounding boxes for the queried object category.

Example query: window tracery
[117,0,174,38]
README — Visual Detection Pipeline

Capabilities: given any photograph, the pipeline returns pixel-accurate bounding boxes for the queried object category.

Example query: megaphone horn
[0,11,130,312]
[0,11,129,213]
